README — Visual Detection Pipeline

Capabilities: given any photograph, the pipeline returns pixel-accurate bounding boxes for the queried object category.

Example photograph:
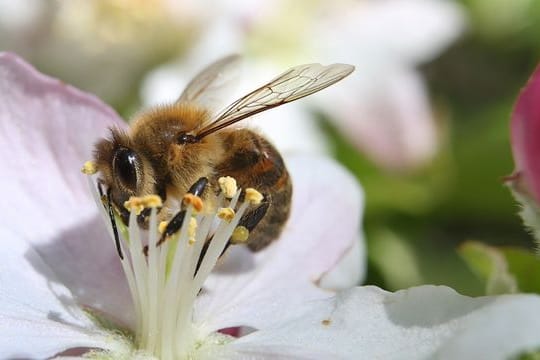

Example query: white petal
[318,232,365,290]
[194,155,364,334]
[314,0,465,66]
[0,229,113,358]
[0,53,134,327]
[224,286,540,359]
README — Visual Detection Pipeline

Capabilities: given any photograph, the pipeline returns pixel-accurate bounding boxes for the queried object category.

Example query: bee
[93,55,354,255]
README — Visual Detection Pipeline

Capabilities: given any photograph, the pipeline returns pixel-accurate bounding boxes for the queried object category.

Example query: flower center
[84,167,262,359]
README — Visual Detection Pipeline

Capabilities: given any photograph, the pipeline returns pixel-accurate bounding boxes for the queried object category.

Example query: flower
[0,52,362,358]
[507,64,540,246]
[3,53,540,359]
[142,0,466,171]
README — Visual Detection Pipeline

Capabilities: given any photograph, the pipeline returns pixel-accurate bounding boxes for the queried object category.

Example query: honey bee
[94,55,354,255]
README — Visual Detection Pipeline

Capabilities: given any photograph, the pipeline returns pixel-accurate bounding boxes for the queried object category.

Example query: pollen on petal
[231,226,249,244]
[81,160,97,175]
[183,193,204,212]
[245,188,263,205]
[217,207,235,222]
[219,176,238,198]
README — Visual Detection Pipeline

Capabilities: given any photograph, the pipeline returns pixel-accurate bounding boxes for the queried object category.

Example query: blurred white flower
[0,0,200,104]
[142,0,466,170]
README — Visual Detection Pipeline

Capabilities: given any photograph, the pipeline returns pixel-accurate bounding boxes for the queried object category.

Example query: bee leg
[188,177,209,197]
[238,201,270,233]
[157,209,187,247]
[105,187,124,260]
[194,201,270,274]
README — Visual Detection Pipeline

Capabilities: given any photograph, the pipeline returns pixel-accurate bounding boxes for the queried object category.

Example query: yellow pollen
[183,193,204,213]
[81,160,97,175]
[141,194,163,208]
[124,197,145,215]
[158,221,168,234]
[188,217,197,245]
[124,195,162,215]
[219,176,238,198]
[231,226,249,244]
[245,188,263,204]
[217,207,235,222]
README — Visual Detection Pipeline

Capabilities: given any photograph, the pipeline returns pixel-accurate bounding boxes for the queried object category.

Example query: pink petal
[194,155,363,334]
[0,53,133,327]
[511,64,540,203]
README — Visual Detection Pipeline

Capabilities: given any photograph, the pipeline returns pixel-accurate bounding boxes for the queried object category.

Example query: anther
[125,195,163,215]
[231,226,249,244]
[217,207,235,222]
[158,221,168,234]
[81,160,97,175]
[245,188,263,204]
[219,176,237,198]
[183,194,204,213]
[124,197,145,215]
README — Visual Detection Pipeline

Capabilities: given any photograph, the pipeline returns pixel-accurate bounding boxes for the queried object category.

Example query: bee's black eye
[112,147,140,191]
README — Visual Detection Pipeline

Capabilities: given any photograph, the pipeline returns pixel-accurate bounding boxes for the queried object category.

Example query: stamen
[81,160,97,175]
[188,217,197,245]
[85,170,260,359]
[218,176,237,199]
[124,197,145,216]
[245,188,264,204]
[217,207,235,222]
[158,221,168,234]
[182,193,204,213]
[125,195,163,216]
[231,226,250,244]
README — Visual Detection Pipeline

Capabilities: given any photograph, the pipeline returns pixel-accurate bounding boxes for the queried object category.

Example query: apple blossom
[3,53,540,359]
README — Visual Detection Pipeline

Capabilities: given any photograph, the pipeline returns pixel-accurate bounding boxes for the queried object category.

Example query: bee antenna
[106,188,124,260]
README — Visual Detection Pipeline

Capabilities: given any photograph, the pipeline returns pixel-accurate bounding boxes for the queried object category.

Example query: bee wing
[195,63,355,138]
[177,54,242,111]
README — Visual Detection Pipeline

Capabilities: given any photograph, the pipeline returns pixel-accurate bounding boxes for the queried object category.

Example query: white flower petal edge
[194,155,365,334]
[221,285,540,360]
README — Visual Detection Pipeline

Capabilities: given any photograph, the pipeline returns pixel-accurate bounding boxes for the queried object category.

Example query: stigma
[85,173,255,359]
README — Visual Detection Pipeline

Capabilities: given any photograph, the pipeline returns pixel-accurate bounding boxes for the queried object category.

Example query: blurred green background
[2,0,540,296]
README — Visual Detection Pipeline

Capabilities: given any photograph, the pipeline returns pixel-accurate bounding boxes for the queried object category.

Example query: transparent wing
[177,54,242,112]
[195,63,355,138]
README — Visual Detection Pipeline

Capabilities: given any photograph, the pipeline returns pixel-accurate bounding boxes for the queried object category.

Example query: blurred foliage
[322,0,540,294]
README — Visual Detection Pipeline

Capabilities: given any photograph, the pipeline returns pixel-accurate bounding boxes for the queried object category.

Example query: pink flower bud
[510,65,540,203]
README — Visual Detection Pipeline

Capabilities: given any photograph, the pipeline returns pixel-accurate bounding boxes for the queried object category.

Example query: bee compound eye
[112,147,140,191]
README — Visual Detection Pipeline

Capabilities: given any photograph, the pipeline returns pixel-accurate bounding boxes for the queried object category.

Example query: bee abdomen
[216,129,292,251]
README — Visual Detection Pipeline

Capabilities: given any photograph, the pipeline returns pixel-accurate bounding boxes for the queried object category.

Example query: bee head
[93,128,158,220]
